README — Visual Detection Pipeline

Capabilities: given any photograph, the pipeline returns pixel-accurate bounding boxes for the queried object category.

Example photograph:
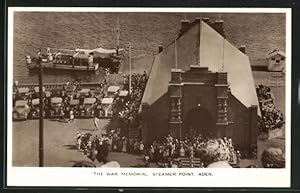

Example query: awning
[119,90,128,97]
[15,100,27,106]
[93,47,123,54]
[83,97,96,104]
[32,98,40,105]
[101,97,114,104]
[18,87,29,93]
[75,48,93,55]
[107,86,120,93]
[73,52,89,60]
[51,97,63,103]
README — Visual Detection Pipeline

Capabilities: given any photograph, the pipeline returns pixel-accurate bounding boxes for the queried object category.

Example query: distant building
[266,48,286,72]
[139,18,259,151]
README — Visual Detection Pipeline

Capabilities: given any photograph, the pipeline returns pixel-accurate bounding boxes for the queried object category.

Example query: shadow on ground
[63,144,77,150]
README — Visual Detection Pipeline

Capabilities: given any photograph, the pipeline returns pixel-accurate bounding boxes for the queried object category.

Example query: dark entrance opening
[185,107,215,138]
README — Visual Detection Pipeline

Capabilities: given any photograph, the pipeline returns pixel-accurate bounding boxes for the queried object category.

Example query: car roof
[83,97,96,104]
[70,99,80,105]
[51,97,63,103]
[107,86,120,92]
[34,86,45,92]
[119,90,129,97]
[80,88,90,93]
[32,98,40,105]
[45,91,51,97]
[15,100,28,106]
[101,97,114,104]
[18,87,30,93]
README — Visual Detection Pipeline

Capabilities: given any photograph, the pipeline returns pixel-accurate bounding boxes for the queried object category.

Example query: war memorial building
[139,18,260,151]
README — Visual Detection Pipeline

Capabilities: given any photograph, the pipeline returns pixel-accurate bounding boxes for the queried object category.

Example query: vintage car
[93,87,103,99]
[65,85,76,98]
[80,97,97,118]
[17,87,30,100]
[66,99,80,117]
[77,88,91,99]
[33,86,46,98]
[13,100,30,121]
[28,98,45,119]
[118,90,129,98]
[51,88,62,97]
[95,104,105,118]
[106,85,120,98]
[100,97,114,118]
[49,97,64,118]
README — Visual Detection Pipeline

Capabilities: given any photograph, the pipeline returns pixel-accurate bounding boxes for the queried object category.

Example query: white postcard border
[6,7,292,187]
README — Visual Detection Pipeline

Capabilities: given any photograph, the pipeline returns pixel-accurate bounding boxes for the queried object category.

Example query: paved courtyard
[13,118,285,168]
[12,119,144,167]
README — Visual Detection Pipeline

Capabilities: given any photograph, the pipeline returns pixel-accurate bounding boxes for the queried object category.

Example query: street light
[38,51,44,167]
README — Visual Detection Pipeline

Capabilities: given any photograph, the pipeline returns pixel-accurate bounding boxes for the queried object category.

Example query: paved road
[12,118,144,167]
[12,118,285,168]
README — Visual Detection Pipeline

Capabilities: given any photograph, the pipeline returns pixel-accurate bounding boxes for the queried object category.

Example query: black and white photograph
[6,7,291,187]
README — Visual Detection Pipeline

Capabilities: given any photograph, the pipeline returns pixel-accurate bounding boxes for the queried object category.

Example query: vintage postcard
[6,7,291,187]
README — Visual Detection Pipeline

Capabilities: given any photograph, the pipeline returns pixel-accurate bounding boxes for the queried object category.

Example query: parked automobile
[80,97,97,118]
[118,90,129,98]
[33,86,46,98]
[67,99,80,117]
[28,98,45,119]
[13,100,30,121]
[106,85,120,98]
[51,88,62,97]
[77,88,91,99]
[93,87,103,99]
[49,97,64,118]
[100,97,114,118]
[96,103,105,118]
[17,87,30,100]
[65,85,77,98]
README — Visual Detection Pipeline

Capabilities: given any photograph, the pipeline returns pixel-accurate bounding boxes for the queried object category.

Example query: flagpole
[117,16,120,55]
[38,50,44,167]
[175,39,178,69]
[129,42,132,95]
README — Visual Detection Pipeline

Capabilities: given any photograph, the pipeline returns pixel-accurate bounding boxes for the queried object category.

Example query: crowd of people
[258,104,284,132]
[76,132,110,164]
[75,128,238,168]
[75,128,147,164]
[256,84,273,101]
[112,71,148,135]
[256,85,284,133]
[143,133,237,167]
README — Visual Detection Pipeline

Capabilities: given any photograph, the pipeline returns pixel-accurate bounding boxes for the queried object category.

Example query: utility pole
[38,50,44,167]
[116,16,120,56]
[175,38,178,69]
[129,42,132,95]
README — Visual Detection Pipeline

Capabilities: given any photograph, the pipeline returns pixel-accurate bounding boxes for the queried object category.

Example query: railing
[16,74,125,90]
[17,82,103,90]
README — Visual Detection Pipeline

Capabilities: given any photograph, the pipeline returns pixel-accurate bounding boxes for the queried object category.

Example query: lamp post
[38,52,44,167]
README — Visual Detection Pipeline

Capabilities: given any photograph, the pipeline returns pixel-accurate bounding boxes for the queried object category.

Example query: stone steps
[178,157,202,168]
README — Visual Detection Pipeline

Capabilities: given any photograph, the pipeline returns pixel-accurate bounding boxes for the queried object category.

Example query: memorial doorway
[184,106,215,138]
